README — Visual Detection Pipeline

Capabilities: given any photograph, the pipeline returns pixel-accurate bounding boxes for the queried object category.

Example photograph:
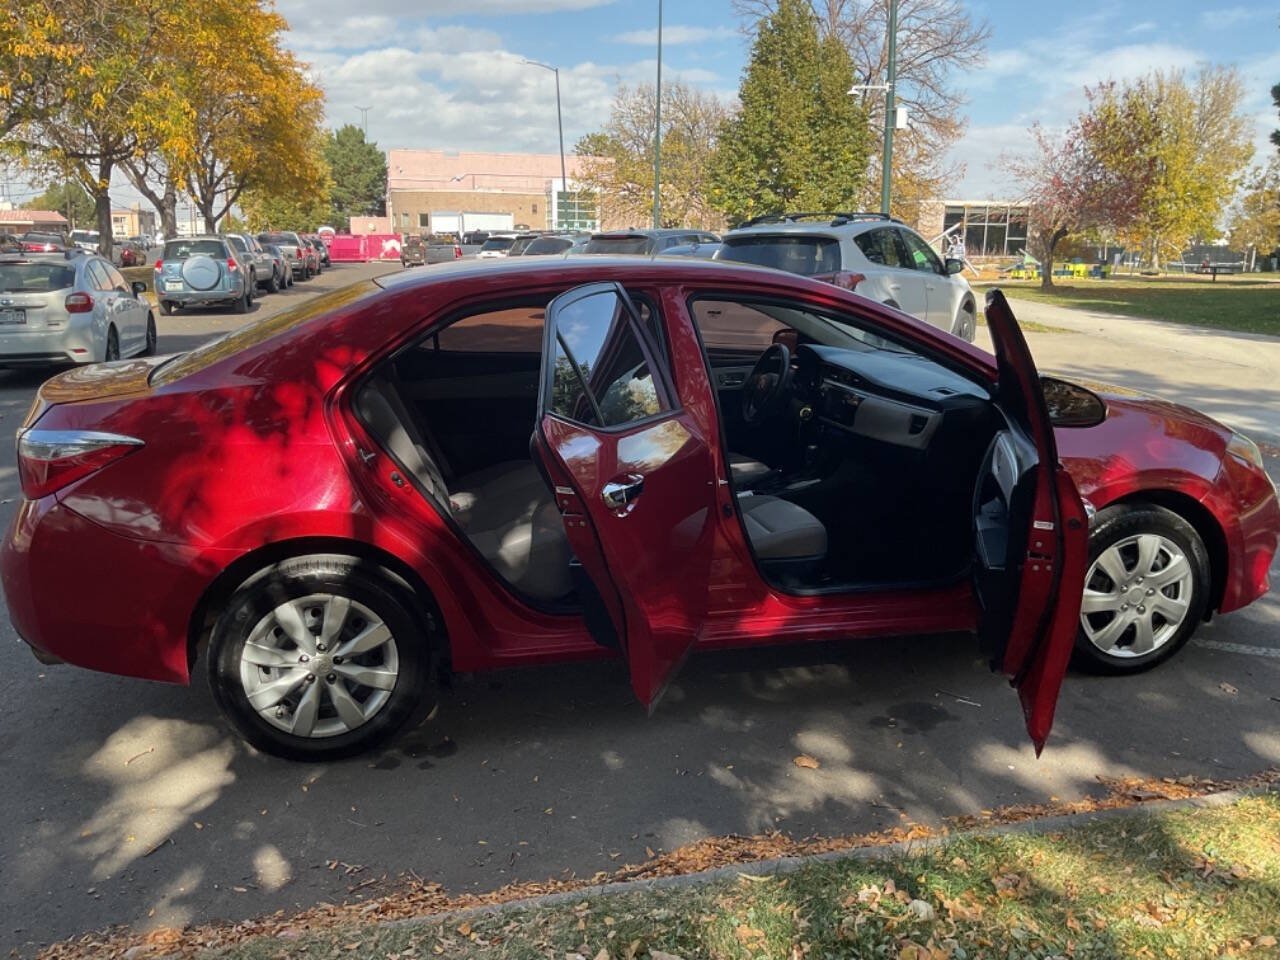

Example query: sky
[4,0,1278,214]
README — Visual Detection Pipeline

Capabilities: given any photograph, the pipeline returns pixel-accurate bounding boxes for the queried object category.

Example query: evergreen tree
[709,0,871,224]
[324,125,387,230]
[31,180,94,227]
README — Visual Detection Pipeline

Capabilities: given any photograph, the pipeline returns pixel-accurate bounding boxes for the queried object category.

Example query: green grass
[204,794,1280,960]
[974,275,1280,337]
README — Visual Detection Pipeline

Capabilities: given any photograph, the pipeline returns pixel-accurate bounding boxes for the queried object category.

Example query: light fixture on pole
[522,59,568,227]
[653,0,663,228]
[355,105,371,136]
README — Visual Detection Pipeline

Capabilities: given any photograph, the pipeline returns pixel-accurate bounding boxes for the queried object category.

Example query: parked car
[0,233,23,254]
[401,236,427,267]
[153,235,253,314]
[68,229,99,252]
[306,235,330,267]
[718,212,978,342]
[522,233,590,256]
[4,258,1275,761]
[300,237,321,276]
[19,232,67,253]
[0,250,155,364]
[662,240,722,259]
[128,235,153,251]
[421,234,464,263]
[117,240,145,267]
[475,233,518,259]
[462,231,490,246]
[224,233,280,293]
[261,243,294,288]
[584,229,720,255]
[505,232,548,257]
[257,231,312,280]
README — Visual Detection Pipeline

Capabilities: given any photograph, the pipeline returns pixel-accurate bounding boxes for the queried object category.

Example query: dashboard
[795,343,991,451]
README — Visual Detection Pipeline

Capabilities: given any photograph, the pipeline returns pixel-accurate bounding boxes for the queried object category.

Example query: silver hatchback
[0,251,156,365]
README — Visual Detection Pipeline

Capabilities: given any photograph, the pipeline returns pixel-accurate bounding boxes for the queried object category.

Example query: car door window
[854,228,907,269]
[228,236,248,255]
[549,288,670,428]
[899,229,945,275]
[105,264,128,292]
[86,261,113,291]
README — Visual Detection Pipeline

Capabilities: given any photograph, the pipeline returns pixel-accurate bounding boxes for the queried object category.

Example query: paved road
[3,275,1278,954]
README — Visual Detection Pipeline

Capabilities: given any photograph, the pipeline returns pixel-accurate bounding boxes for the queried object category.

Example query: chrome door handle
[601,474,644,509]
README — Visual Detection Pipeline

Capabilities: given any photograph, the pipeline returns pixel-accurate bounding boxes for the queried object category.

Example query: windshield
[719,235,841,275]
[479,237,514,252]
[164,239,225,259]
[70,231,98,243]
[0,262,77,292]
[584,235,651,254]
[22,233,64,246]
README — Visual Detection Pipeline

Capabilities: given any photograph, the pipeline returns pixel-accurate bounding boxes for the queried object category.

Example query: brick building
[385,149,606,236]
[0,208,69,235]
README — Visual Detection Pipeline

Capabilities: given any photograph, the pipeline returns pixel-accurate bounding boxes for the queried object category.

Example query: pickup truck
[423,234,464,264]
[401,237,426,267]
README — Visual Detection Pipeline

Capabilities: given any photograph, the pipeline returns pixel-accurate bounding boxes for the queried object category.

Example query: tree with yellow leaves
[0,0,82,139]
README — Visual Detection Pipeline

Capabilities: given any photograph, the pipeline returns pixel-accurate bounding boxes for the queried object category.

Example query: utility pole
[880,0,898,216]
[653,0,663,228]
[355,106,370,136]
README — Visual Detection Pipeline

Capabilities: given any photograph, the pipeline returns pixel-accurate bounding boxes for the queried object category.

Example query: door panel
[533,282,718,708]
[975,290,1088,753]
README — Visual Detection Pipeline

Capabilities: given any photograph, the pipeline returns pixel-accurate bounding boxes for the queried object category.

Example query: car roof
[725,212,907,240]
[590,228,696,240]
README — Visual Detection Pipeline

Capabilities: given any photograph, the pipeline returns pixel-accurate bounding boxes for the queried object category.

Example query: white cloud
[1125,20,1157,34]
[1200,6,1255,29]
[612,25,737,45]
[945,123,1038,200]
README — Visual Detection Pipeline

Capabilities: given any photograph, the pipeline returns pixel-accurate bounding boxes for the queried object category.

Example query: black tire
[158,300,172,316]
[207,556,435,761]
[1072,503,1211,675]
[266,269,280,294]
[234,286,250,314]
[104,326,119,361]
[142,312,157,355]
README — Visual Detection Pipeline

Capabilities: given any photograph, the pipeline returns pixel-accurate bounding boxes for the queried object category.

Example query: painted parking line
[1193,639,1280,659]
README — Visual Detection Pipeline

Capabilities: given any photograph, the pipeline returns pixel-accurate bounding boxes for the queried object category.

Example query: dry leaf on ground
[793,754,821,769]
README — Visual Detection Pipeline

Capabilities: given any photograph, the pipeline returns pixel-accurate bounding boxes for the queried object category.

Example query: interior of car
[353,290,1009,608]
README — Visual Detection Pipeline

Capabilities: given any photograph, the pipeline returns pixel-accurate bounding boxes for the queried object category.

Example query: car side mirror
[945,258,965,275]
[131,281,148,296]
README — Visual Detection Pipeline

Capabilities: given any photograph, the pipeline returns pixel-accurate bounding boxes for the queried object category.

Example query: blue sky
[8,0,1276,211]
[271,0,1279,200]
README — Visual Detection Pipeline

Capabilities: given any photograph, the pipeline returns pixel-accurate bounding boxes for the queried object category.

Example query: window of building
[418,213,429,228]
[400,212,409,228]
[549,289,667,428]
[553,188,600,232]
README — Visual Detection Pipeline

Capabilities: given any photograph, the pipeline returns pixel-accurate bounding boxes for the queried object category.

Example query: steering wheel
[741,343,793,424]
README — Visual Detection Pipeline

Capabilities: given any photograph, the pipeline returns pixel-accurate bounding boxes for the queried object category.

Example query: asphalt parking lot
[2,271,1278,954]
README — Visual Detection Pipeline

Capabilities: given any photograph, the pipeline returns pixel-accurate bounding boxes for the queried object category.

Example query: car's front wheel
[142,312,157,355]
[1073,503,1210,674]
[104,326,119,361]
[208,556,434,761]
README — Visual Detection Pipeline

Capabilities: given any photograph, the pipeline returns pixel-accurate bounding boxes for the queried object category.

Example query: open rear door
[531,282,719,709]
[974,291,1089,754]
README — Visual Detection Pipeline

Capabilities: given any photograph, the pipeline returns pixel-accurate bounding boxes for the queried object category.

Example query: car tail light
[227,257,239,272]
[453,244,462,259]
[154,258,163,270]
[64,292,94,313]
[17,429,143,499]
[813,271,866,291]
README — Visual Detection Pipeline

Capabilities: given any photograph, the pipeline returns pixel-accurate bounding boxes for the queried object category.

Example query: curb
[375,783,1275,932]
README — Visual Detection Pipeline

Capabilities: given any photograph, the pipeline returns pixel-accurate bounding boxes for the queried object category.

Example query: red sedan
[3,259,1276,761]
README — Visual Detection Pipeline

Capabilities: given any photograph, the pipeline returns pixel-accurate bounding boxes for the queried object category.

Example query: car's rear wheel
[104,326,119,362]
[1073,503,1210,674]
[266,268,280,294]
[208,556,434,761]
[234,286,250,314]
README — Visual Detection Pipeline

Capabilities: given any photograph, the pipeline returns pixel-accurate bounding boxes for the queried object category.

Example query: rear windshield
[525,237,574,255]
[584,235,651,255]
[0,262,77,292]
[22,233,65,246]
[164,239,225,259]
[479,237,514,252]
[258,232,297,245]
[719,235,841,275]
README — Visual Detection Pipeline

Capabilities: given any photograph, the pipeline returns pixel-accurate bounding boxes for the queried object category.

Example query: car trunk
[21,355,167,429]
[0,287,73,331]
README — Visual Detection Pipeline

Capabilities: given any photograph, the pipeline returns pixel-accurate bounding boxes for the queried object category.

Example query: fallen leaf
[650,952,685,960]
[1219,682,1238,695]
[644,846,656,859]
[735,924,765,945]
[907,899,935,922]
[1257,935,1277,947]
[457,922,471,936]
[793,754,821,769]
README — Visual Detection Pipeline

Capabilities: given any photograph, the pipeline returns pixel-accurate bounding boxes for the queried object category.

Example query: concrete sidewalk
[976,296,1280,445]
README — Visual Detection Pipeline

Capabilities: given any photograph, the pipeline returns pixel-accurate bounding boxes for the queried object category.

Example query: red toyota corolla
[3,259,1276,760]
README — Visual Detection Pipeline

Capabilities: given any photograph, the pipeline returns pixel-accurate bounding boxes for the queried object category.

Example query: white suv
[718,213,977,342]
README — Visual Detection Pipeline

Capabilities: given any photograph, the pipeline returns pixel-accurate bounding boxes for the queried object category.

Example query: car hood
[1048,372,1230,437]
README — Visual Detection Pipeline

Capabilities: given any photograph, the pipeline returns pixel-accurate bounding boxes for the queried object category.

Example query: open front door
[974,291,1089,754]
[532,282,718,709]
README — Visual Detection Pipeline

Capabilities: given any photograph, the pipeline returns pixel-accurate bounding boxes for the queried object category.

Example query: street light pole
[653,0,663,228]
[880,0,898,216]
[355,105,370,136]
[522,59,567,228]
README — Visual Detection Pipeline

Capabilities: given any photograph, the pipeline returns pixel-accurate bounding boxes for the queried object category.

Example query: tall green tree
[1228,159,1280,270]
[709,0,871,224]
[1272,81,1279,152]
[324,125,386,229]
[30,179,93,226]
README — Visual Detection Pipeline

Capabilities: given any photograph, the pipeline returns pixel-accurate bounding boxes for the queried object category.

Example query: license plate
[0,308,25,325]
[165,279,183,291]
